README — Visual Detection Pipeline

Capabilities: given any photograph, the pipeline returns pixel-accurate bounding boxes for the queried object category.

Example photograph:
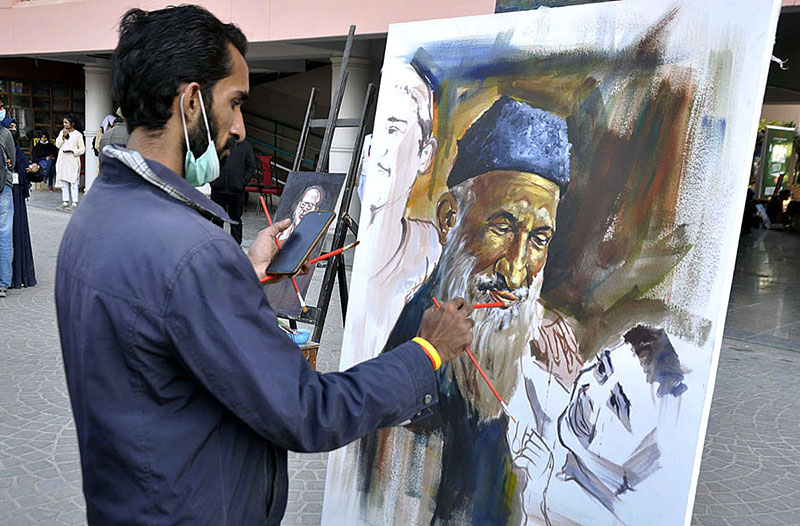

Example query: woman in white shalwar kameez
[55,115,85,209]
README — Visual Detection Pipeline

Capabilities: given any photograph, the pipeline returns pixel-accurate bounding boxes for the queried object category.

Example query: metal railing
[243,110,323,171]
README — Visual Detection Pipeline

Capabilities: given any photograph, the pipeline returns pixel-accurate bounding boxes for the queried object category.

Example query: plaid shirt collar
[103,144,233,224]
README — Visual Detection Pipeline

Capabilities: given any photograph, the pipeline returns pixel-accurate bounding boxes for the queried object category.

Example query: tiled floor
[1,192,799,525]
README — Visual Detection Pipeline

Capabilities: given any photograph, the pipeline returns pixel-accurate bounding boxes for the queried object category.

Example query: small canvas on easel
[265,171,345,317]
[322,1,781,525]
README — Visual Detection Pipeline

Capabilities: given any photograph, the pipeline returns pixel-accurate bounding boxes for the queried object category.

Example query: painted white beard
[435,227,543,421]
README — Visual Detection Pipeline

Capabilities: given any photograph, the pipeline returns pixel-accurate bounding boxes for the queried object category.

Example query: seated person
[31,130,59,190]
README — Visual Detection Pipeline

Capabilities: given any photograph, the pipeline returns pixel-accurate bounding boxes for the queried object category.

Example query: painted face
[560,343,660,466]
[370,78,432,208]
[459,171,559,304]
[293,187,323,224]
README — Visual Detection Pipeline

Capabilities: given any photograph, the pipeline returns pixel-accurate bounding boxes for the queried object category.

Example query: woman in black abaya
[7,120,37,289]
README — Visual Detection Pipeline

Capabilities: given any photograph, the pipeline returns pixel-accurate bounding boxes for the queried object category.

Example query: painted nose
[495,235,527,290]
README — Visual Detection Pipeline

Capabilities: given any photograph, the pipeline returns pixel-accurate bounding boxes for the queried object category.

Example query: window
[0,78,84,150]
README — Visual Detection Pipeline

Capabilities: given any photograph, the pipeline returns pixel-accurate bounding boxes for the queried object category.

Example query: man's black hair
[112,5,248,132]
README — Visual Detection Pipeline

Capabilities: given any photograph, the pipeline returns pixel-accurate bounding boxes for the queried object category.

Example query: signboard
[759,125,795,198]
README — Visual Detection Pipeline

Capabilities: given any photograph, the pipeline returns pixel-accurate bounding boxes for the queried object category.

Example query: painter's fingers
[417,297,474,364]
[297,262,313,276]
[264,217,292,238]
[454,298,474,318]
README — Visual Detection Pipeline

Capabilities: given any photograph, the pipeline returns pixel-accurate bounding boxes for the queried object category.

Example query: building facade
[1,0,798,192]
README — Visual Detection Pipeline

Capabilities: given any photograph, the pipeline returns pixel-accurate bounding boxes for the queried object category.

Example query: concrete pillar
[83,64,113,192]
[329,55,371,226]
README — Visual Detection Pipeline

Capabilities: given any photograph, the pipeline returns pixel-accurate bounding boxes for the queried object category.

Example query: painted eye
[489,221,513,235]
[607,382,632,432]
[594,350,613,385]
[531,234,550,247]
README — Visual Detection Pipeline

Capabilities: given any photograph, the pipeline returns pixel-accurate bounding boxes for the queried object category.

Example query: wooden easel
[273,25,378,344]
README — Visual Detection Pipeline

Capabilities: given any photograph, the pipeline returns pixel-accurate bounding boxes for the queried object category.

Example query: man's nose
[494,235,527,290]
[231,109,246,142]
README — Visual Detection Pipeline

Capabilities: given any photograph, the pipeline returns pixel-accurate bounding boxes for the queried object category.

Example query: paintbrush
[307,240,360,264]
[472,301,507,309]
[432,296,518,424]
[259,195,308,313]
[277,319,297,335]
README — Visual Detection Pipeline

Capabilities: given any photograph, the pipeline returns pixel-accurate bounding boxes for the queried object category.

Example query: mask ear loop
[179,92,192,154]
[196,90,213,144]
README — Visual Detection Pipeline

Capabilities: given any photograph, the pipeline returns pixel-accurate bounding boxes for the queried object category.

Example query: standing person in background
[0,124,15,298]
[98,108,130,164]
[32,130,59,191]
[0,97,12,128]
[210,138,255,245]
[6,120,36,289]
[93,113,117,156]
[55,114,85,210]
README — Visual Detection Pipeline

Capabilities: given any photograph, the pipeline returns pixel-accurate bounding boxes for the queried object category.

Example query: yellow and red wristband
[413,337,442,371]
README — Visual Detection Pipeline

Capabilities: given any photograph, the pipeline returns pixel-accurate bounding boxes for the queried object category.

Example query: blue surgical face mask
[0,109,6,121]
[180,91,219,187]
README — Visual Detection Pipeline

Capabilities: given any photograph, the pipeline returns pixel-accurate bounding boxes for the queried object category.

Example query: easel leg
[336,256,349,323]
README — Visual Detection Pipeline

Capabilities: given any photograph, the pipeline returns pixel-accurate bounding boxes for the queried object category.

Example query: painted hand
[248,218,292,280]
[510,422,554,526]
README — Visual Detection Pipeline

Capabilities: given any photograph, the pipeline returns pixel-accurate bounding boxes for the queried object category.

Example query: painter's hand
[249,218,291,280]
[417,298,474,363]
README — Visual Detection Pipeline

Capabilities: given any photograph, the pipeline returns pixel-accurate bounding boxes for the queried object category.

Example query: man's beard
[435,218,543,422]
[187,114,237,169]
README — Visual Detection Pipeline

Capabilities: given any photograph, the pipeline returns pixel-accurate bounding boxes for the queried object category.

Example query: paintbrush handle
[259,196,304,304]
[473,302,505,309]
[307,241,360,264]
[431,296,513,417]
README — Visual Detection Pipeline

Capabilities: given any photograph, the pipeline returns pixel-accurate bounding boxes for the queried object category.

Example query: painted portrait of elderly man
[323,2,779,525]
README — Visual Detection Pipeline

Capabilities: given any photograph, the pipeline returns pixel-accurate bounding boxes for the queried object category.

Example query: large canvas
[322,1,780,525]
[265,171,345,316]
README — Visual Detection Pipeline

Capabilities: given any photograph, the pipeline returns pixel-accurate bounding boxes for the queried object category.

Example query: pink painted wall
[0,0,495,56]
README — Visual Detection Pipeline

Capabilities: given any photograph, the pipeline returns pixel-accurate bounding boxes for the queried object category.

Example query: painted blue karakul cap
[447,96,571,193]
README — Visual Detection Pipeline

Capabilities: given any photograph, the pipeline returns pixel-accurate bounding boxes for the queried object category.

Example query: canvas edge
[680,1,785,525]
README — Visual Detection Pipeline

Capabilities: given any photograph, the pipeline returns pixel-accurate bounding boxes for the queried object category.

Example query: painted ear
[436,191,458,246]
[418,137,437,175]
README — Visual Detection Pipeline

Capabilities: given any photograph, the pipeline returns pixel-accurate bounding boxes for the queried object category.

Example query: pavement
[1,186,799,525]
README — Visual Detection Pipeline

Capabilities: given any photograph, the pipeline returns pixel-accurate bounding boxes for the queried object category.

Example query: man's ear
[436,191,458,246]
[417,137,437,175]
[180,82,201,121]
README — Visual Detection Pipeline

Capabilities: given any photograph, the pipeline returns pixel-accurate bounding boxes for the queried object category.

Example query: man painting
[53,6,476,524]
[358,96,583,525]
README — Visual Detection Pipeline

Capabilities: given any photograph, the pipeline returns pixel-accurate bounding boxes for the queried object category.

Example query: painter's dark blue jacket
[55,152,439,525]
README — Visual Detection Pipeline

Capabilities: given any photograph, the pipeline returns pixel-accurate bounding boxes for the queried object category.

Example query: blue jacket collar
[102,145,233,224]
